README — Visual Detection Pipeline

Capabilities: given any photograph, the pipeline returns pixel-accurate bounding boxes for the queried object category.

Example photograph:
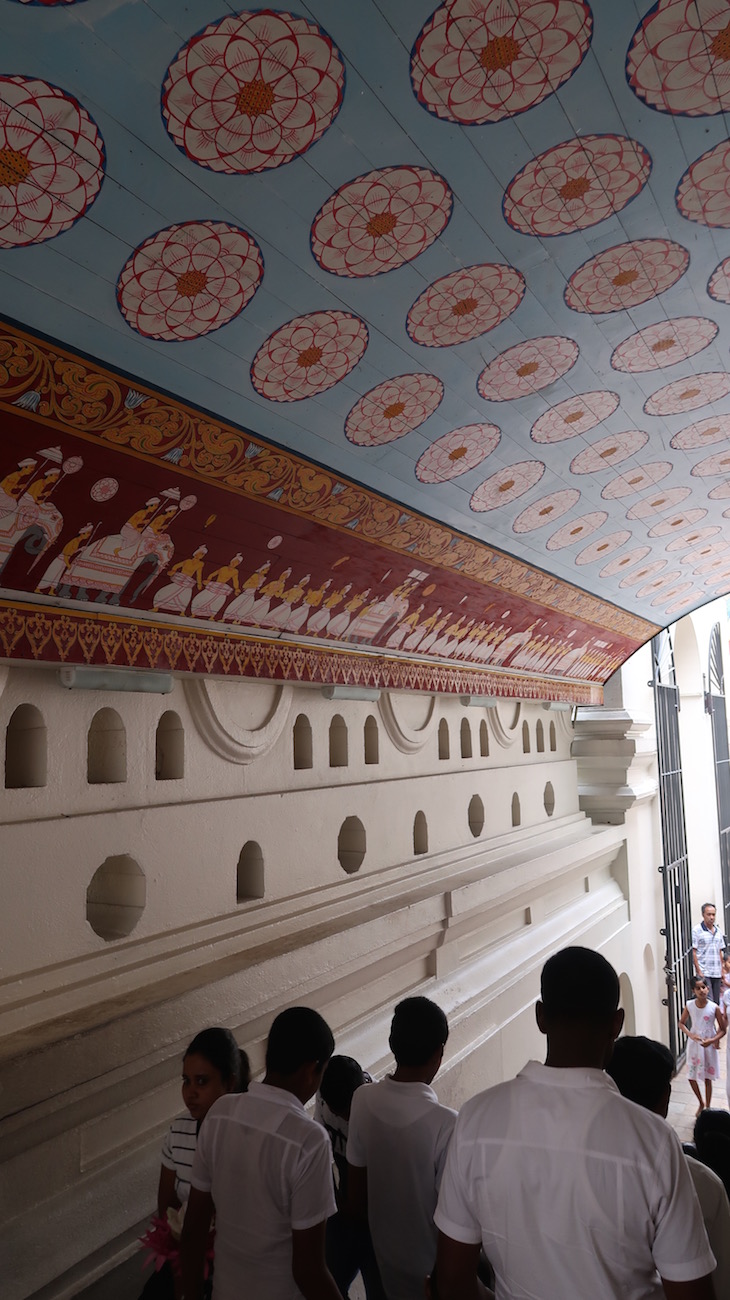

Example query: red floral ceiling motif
[569,430,649,474]
[676,141,730,226]
[410,0,592,125]
[345,373,444,446]
[708,256,730,301]
[627,0,730,117]
[470,460,545,511]
[575,530,631,565]
[116,222,264,342]
[611,317,718,373]
[531,390,619,443]
[649,508,707,536]
[311,165,453,278]
[415,422,500,483]
[644,372,730,415]
[503,134,651,238]
[565,238,689,313]
[0,75,104,248]
[546,511,608,551]
[162,10,345,174]
[671,415,730,449]
[627,486,691,519]
[406,263,524,347]
[513,488,581,534]
[691,450,730,478]
[250,311,368,401]
[600,545,651,578]
[601,462,673,500]
[477,336,578,401]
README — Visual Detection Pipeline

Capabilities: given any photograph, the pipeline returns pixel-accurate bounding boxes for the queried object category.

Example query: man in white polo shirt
[181,1006,341,1300]
[347,996,456,1300]
[434,947,716,1300]
[693,903,726,1005]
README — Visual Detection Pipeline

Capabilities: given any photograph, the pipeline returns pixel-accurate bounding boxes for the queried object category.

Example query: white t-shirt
[434,1060,715,1300]
[686,1154,730,1298]
[160,1112,197,1204]
[347,1077,457,1300]
[191,1082,336,1300]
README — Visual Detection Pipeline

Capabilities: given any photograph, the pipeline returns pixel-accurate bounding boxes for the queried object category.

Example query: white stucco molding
[378,691,437,753]
[572,707,657,825]
[488,699,522,749]
[183,678,293,764]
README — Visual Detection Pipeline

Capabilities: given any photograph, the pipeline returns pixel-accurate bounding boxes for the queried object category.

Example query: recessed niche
[413,810,428,855]
[468,794,484,838]
[460,718,472,759]
[86,854,145,940]
[329,714,348,768]
[438,718,450,760]
[87,708,127,784]
[536,719,545,753]
[364,715,379,765]
[237,841,264,901]
[293,713,313,770]
[155,710,184,781]
[521,720,530,754]
[511,792,521,827]
[5,703,47,788]
[338,816,366,874]
[544,781,555,817]
[549,720,557,752]
[479,719,489,758]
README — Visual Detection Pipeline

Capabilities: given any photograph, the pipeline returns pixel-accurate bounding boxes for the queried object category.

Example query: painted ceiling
[3,0,730,699]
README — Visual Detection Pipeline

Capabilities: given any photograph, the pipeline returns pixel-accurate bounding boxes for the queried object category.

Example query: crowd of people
[140,945,730,1300]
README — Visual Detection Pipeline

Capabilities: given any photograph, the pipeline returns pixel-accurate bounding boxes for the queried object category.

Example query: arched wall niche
[438,718,450,761]
[5,703,47,789]
[329,714,348,768]
[364,715,379,766]
[87,708,126,785]
[237,842,264,901]
[460,717,472,759]
[293,713,313,770]
[155,711,184,781]
[413,811,428,856]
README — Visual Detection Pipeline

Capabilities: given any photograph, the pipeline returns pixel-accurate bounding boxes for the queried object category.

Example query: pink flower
[513,488,581,534]
[531,391,619,443]
[600,462,673,501]
[345,374,444,446]
[677,141,730,226]
[312,166,452,279]
[251,311,368,401]
[644,372,730,415]
[0,75,104,248]
[565,239,689,313]
[407,263,524,346]
[504,134,651,237]
[162,10,345,174]
[477,336,578,401]
[569,431,649,474]
[670,415,730,449]
[626,487,691,520]
[117,221,263,341]
[575,530,631,565]
[627,0,730,116]
[708,256,730,301]
[546,511,608,551]
[611,316,717,373]
[470,460,545,511]
[415,423,500,483]
[411,0,592,125]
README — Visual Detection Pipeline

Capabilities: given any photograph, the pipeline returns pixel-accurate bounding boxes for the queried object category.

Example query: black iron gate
[652,630,692,1064]
[706,622,730,940]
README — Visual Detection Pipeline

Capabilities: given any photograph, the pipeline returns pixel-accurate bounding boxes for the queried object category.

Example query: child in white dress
[679,975,724,1115]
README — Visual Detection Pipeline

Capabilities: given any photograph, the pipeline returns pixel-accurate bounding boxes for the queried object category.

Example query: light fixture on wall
[59,667,174,694]
[460,694,501,707]
[321,685,381,702]
[541,700,572,711]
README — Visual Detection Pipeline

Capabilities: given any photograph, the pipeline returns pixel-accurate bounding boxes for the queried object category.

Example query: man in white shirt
[434,947,716,1300]
[181,1006,341,1300]
[693,903,727,1004]
[607,1034,730,1300]
[347,997,457,1300]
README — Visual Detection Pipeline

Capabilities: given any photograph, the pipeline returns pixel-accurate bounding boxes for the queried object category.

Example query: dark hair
[694,1109,730,1197]
[540,946,620,1021]
[265,1006,335,1075]
[702,903,716,914]
[319,1055,367,1115]
[238,1046,251,1092]
[606,1035,674,1112]
[389,997,448,1067]
[185,1027,241,1087]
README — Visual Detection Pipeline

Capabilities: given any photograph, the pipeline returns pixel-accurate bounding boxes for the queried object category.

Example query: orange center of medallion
[680,387,700,399]
[515,361,539,377]
[702,426,719,436]
[600,447,617,458]
[539,505,554,516]
[559,175,591,202]
[236,79,276,117]
[452,296,478,317]
[0,148,31,188]
[564,410,584,424]
[612,268,639,286]
[384,400,405,419]
[479,35,521,73]
[366,211,398,238]
[651,337,676,352]
[297,345,323,368]
[710,22,730,62]
[176,269,207,298]
[628,476,643,485]
[650,498,666,508]
[499,479,515,492]
[448,446,468,461]
[597,543,609,552]
[570,526,583,535]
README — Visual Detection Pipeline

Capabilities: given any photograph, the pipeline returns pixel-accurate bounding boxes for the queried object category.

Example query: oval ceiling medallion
[575,530,631,565]
[531,390,619,442]
[644,372,730,416]
[648,508,707,536]
[250,311,368,401]
[626,486,691,519]
[345,374,444,446]
[406,263,524,347]
[410,0,592,125]
[504,134,651,237]
[311,165,453,278]
[637,569,682,600]
[0,74,105,248]
[470,460,545,512]
[565,238,689,313]
[162,10,345,173]
[690,450,730,478]
[415,423,501,483]
[708,256,730,302]
[619,559,666,588]
[668,526,722,553]
[513,488,581,533]
[569,430,648,474]
[477,336,579,401]
[709,482,730,499]
[600,461,672,500]
[600,545,651,578]
[682,539,728,563]
[671,416,730,450]
[117,221,263,341]
[677,141,730,227]
[627,0,730,116]
[611,317,718,373]
[546,511,608,550]
[664,591,696,613]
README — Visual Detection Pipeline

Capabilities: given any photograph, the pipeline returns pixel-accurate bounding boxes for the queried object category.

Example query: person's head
[265,1006,335,1103]
[723,953,730,974]
[606,1035,674,1117]
[537,947,623,1067]
[389,997,449,1079]
[702,903,717,927]
[319,1055,369,1120]
[694,1108,730,1196]
[691,974,709,1000]
[182,1026,241,1121]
